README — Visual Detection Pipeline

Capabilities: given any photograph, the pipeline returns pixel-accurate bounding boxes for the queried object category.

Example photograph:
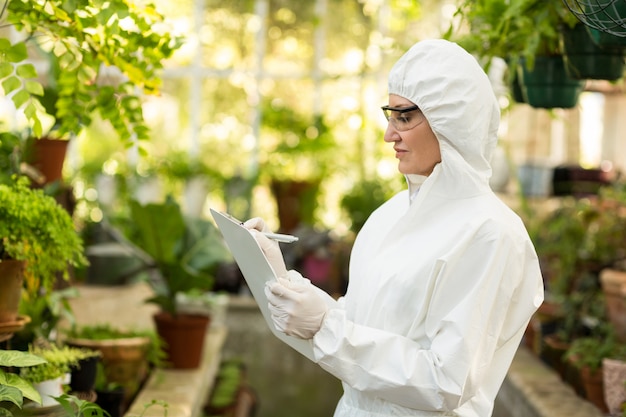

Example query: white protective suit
[311,40,544,416]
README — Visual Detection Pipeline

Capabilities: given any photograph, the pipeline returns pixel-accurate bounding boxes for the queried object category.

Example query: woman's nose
[383,123,400,142]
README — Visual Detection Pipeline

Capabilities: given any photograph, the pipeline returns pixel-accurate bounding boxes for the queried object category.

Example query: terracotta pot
[153,311,210,369]
[270,180,320,233]
[30,138,69,185]
[66,336,151,400]
[0,260,25,323]
[600,268,626,342]
[580,365,609,413]
[603,358,626,415]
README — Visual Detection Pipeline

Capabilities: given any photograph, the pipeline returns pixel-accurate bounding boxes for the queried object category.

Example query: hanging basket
[563,0,626,38]
[519,55,584,109]
[561,23,625,80]
[589,25,626,48]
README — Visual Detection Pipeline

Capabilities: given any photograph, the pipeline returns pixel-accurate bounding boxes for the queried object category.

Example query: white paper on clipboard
[210,208,315,361]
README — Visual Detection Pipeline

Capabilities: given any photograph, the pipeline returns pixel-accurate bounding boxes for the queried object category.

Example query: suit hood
[388,39,500,199]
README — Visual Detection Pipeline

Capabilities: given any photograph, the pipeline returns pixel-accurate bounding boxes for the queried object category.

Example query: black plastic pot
[70,355,100,393]
[95,387,125,417]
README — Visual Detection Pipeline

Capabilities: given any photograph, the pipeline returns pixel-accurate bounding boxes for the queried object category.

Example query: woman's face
[383,94,441,176]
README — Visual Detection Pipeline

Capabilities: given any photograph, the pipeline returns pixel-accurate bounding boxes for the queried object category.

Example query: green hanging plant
[0,0,183,145]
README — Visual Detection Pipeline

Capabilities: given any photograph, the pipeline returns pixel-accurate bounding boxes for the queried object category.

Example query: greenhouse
[1,1,626,417]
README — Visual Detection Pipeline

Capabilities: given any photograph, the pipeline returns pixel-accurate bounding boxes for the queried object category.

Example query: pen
[262,232,299,243]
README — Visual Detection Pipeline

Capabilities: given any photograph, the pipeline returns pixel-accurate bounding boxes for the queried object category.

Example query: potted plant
[0,177,87,327]
[19,344,96,407]
[259,99,337,231]
[63,324,163,402]
[525,191,619,377]
[564,329,625,413]
[448,0,584,108]
[0,0,183,185]
[563,0,626,49]
[119,196,231,369]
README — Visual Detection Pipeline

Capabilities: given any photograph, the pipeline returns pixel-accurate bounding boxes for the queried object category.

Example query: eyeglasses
[381,104,426,131]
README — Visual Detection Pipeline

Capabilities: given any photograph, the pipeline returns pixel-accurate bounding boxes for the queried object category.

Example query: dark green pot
[589,27,626,49]
[561,23,625,81]
[584,0,626,49]
[519,55,584,109]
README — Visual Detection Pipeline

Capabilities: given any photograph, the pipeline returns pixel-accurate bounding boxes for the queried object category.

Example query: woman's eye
[399,115,411,124]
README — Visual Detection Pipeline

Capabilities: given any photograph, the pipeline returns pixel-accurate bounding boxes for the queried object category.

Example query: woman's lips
[394,147,407,158]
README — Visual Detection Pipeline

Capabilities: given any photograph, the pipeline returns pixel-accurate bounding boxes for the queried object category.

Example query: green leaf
[0,38,11,52]
[55,393,109,417]
[15,63,37,78]
[0,63,13,78]
[1,76,21,94]
[0,384,23,407]
[31,117,43,138]
[11,89,29,109]
[0,351,46,368]
[129,199,186,264]
[5,43,27,63]
[0,373,42,404]
[24,80,44,96]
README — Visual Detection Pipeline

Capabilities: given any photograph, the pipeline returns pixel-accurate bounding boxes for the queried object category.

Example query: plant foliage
[55,393,111,417]
[0,0,183,143]
[122,197,232,316]
[0,350,46,409]
[65,323,166,367]
[565,328,626,373]
[19,344,97,385]
[0,177,87,295]
[446,0,578,75]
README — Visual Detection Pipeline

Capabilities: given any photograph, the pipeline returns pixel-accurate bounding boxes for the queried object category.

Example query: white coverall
[310,40,545,416]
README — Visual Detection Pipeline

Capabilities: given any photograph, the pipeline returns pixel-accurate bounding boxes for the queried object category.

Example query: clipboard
[210,208,315,361]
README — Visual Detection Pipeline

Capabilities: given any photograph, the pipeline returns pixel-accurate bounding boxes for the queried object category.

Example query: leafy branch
[0,0,183,144]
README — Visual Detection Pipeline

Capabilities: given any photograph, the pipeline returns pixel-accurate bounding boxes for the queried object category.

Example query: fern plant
[0,177,87,296]
[0,0,183,145]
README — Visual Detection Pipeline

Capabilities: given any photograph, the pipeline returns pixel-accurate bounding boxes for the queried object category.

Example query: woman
[246,39,544,417]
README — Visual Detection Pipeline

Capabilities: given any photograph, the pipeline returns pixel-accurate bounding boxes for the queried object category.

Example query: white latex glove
[243,217,288,278]
[264,270,329,339]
